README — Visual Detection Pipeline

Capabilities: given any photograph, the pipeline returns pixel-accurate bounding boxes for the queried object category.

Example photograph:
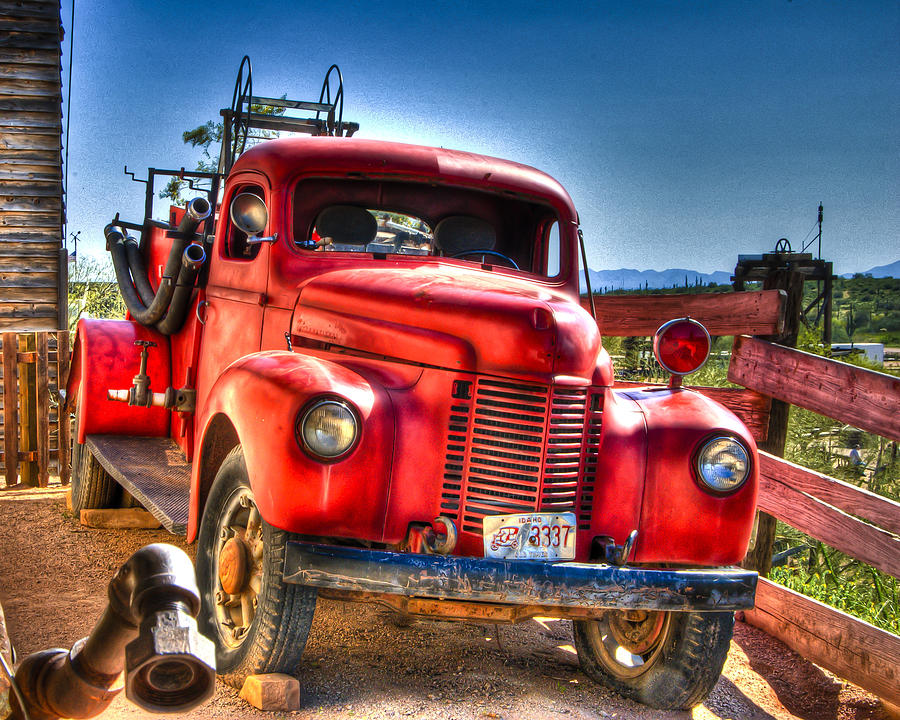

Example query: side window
[546,220,561,277]
[225,185,266,260]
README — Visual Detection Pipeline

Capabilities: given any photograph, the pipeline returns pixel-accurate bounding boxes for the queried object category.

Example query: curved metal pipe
[153,243,207,336]
[109,197,211,327]
[10,544,215,720]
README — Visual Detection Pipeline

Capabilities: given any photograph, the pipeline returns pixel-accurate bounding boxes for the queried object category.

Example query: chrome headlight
[695,436,750,494]
[298,399,358,459]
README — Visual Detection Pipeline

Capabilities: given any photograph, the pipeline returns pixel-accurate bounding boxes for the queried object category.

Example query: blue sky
[62,1,899,275]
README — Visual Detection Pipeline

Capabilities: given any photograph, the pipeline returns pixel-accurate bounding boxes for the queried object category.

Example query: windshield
[292,178,563,278]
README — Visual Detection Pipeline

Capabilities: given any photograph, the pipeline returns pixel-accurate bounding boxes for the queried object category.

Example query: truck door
[195,177,271,408]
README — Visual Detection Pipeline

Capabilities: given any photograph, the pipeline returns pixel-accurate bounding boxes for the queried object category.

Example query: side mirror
[230,193,268,236]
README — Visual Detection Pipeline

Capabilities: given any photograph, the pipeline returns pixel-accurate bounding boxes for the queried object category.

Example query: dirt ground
[0,485,890,720]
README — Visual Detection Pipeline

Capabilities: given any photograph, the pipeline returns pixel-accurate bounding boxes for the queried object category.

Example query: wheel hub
[607,610,666,655]
[218,537,250,595]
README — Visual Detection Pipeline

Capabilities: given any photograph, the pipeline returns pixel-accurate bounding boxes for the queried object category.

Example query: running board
[85,435,191,535]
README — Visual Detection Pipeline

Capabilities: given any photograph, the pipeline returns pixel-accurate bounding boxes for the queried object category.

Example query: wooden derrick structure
[0,0,65,332]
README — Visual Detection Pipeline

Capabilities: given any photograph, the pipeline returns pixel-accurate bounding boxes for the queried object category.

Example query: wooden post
[742,266,804,576]
[2,333,18,486]
[57,331,71,484]
[36,332,50,486]
[17,334,38,486]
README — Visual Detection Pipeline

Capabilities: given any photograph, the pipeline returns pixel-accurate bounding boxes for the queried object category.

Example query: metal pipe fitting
[10,544,215,720]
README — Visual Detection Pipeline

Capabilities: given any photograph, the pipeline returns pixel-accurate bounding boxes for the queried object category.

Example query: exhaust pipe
[109,196,212,327]
[10,544,215,719]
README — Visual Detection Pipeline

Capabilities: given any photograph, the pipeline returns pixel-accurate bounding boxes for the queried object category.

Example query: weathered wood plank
[0,181,60,196]
[729,335,900,443]
[0,256,58,272]
[0,195,60,212]
[760,452,900,536]
[0,243,61,257]
[744,578,900,705]
[35,331,48,486]
[0,64,60,82]
[0,133,61,151]
[0,306,57,320]
[0,48,59,66]
[583,290,786,337]
[757,470,900,579]
[0,287,57,302]
[1,332,17,484]
[0,167,61,182]
[80,508,163,530]
[0,275,57,288]
[0,32,59,50]
[0,77,60,96]
[0,316,56,331]
[0,17,60,33]
[57,330,69,484]
[0,96,58,112]
[614,382,771,443]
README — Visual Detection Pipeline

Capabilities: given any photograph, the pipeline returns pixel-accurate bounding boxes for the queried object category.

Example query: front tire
[70,405,120,513]
[573,610,733,710]
[196,446,317,689]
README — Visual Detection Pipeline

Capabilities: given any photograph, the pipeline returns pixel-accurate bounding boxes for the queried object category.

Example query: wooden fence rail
[0,330,69,486]
[597,291,900,706]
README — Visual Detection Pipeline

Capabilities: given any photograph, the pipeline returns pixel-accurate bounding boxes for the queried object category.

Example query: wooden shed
[0,0,64,332]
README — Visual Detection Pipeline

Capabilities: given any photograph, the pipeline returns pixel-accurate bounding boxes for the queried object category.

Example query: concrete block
[239,673,300,712]
[79,508,161,529]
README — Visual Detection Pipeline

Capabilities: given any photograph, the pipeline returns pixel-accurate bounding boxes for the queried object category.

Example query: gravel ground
[0,486,889,720]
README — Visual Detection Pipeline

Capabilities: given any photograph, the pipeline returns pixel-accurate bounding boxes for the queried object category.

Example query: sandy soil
[0,486,889,720]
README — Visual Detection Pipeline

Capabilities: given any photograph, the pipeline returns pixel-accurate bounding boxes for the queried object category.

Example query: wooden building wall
[0,0,64,331]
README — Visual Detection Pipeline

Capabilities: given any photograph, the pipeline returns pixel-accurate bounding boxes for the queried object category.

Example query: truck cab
[66,62,758,711]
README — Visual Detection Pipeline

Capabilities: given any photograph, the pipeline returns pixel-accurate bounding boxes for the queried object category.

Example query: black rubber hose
[108,197,212,327]
[154,243,207,336]
[124,236,157,306]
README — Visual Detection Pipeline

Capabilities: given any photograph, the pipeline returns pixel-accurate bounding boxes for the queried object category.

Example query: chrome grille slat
[441,378,602,535]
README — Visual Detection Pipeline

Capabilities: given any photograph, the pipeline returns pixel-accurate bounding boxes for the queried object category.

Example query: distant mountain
[841,259,900,279]
[582,267,732,292]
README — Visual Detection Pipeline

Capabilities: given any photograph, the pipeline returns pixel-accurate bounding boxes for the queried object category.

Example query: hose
[108,197,211,327]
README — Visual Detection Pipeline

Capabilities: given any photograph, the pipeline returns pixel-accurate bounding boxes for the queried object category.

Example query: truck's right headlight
[298,399,359,459]
[695,436,750,494]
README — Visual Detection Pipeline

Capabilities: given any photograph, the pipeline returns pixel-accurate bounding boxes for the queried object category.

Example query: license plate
[483,512,577,560]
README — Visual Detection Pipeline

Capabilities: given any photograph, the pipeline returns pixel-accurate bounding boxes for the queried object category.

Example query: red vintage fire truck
[66,60,758,710]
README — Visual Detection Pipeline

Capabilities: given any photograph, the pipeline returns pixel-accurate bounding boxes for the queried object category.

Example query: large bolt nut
[125,608,216,713]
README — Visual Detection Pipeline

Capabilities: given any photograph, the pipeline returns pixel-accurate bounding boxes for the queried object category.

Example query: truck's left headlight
[298,399,358,459]
[695,436,750,494]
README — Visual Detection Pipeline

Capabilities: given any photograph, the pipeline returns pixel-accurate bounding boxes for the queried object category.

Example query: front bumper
[284,543,757,612]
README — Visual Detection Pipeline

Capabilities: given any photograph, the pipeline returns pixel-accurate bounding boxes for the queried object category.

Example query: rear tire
[196,446,317,689]
[573,610,733,710]
[70,406,120,513]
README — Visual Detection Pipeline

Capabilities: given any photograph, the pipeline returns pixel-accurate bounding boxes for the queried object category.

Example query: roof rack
[218,56,359,175]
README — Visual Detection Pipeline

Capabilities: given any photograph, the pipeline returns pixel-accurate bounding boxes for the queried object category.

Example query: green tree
[160,99,287,204]
[67,255,125,331]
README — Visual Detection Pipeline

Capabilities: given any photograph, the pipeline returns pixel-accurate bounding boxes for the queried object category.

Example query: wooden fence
[0,330,69,486]
[592,289,900,706]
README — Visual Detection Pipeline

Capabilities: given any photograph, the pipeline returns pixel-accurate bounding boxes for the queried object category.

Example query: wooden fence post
[17,334,38,486]
[35,332,50,486]
[2,333,18,486]
[57,330,70,484]
[741,265,805,576]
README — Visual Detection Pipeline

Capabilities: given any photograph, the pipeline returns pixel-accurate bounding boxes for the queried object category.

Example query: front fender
[624,387,759,566]
[66,318,170,441]
[189,351,394,543]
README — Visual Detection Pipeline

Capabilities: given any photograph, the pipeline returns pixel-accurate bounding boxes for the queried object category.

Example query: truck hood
[290,265,602,384]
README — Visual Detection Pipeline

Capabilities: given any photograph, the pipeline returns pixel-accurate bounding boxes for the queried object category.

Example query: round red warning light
[653,318,711,376]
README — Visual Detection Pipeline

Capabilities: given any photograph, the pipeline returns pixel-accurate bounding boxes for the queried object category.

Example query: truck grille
[440,378,602,534]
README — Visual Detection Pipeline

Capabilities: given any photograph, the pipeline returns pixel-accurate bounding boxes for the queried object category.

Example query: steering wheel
[450,249,519,269]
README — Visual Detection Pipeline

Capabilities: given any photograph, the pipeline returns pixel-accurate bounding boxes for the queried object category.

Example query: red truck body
[66,77,758,709]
